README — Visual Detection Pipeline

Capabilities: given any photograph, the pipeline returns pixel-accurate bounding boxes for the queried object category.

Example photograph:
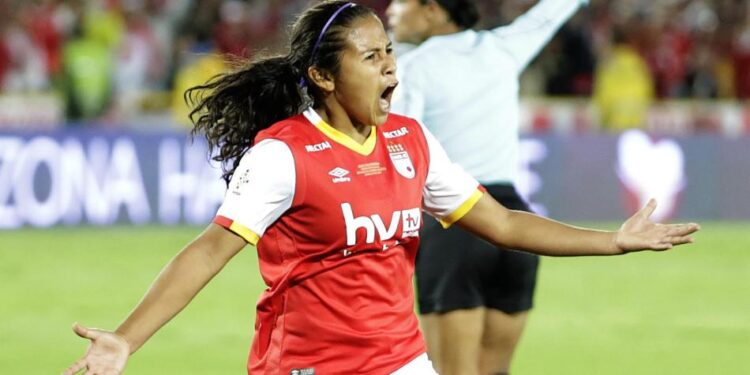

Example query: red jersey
[215,108,481,374]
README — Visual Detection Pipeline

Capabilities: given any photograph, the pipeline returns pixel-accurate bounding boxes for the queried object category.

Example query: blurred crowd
[509,0,750,130]
[0,0,749,128]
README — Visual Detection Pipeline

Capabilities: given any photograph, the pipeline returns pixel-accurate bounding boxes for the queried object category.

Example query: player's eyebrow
[360,41,393,54]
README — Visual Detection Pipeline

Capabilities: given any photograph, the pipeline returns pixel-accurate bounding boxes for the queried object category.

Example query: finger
[666,235,693,245]
[666,223,701,236]
[650,241,673,250]
[639,199,658,219]
[73,323,101,341]
[63,358,87,375]
[683,223,700,234]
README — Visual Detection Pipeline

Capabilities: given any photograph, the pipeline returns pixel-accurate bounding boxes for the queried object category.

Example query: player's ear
[308,66,335,93]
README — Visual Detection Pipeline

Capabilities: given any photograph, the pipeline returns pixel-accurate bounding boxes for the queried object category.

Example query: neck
[428,21,462,40]
[314,102,371,144]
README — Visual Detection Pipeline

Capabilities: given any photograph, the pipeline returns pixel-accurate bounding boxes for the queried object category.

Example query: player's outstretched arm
[63,224,247,375]
[456,194,700,256]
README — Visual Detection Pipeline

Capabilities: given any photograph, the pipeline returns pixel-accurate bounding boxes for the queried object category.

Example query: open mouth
[379,82,398,112]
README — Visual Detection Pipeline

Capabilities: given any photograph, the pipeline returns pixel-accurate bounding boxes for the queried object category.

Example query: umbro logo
[329,167,351,183]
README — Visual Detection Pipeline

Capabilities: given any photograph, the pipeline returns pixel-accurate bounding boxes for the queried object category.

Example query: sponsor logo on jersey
[328,167,351,183]
[305,141,332,152]
[341,203,420,246]
[290,368,315,375]
[387,143,415,179]
[356,162,386,176]
[382,127,409,139]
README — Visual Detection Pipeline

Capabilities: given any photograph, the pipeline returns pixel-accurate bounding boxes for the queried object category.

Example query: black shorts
[416,184,539,315]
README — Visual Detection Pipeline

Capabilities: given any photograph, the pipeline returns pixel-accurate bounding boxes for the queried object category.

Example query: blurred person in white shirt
[387,1,588,374]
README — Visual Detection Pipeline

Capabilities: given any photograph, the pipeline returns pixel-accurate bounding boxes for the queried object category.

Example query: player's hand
[614,199,700,253]
[63,323,130,375]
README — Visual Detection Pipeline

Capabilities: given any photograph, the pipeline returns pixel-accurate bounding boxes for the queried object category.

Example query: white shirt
[391,0,586,185]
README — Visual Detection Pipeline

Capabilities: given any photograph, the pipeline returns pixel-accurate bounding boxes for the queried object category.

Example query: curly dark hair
[185,1,374,185]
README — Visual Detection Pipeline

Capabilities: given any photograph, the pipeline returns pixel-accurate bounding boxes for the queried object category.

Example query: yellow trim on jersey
[305,109,377,156]
[230,222,260,245]
[439,189,484,228]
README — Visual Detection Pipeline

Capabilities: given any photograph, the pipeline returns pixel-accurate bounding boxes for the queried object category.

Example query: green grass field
[1,223,748,374]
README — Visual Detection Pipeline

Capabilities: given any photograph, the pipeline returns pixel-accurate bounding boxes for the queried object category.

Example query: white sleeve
[491,0,585,71]
[421,124,483,228]
[214,139,294,244]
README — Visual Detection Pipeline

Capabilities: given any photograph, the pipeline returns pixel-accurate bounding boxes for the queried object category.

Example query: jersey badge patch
[387,143,415,179]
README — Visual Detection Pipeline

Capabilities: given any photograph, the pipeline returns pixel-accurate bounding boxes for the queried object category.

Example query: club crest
[387,143,415,179]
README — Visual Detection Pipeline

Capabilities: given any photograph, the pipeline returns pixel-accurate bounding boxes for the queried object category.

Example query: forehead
[342,15,389,52]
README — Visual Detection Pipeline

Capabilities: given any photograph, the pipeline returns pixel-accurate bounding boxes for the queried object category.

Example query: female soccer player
[63,2,698,374]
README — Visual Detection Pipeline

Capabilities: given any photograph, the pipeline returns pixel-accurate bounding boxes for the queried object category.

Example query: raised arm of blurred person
[63,225,246,375]
[490,0,589,73]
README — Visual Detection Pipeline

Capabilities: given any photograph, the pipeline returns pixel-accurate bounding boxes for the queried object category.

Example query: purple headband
[300,2,355,87]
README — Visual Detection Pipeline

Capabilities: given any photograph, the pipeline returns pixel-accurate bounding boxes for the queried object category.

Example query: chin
[373,112,389,126]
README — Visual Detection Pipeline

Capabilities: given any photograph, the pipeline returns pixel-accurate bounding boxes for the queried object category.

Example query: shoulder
[380,113,427,141]
[397,30,479,78]
[382,113,420,129]
[397,46,432,74]
[255,114,310,145]
[237,138,293,169]
[403,30,477,59]
[396,39,441,74]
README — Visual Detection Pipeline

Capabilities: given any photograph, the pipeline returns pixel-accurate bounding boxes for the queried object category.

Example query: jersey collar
[303,108,377,156]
